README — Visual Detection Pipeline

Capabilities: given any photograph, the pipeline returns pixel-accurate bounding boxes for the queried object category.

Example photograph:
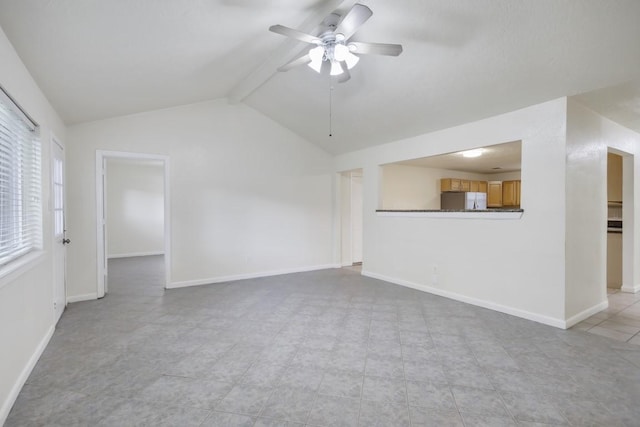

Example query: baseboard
[107,251,164,259]
[0,325,54,426]
[168,264,338,289]
[564,300,609,329]
[621,283,640,294]
[67,292,98,303]
[361,270,566,329]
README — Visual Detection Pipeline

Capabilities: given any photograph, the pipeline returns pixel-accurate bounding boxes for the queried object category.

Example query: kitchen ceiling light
[462,149,484,158]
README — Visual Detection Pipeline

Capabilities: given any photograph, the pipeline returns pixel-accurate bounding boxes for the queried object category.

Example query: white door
[52,140,67,322]
[351,173,363,264]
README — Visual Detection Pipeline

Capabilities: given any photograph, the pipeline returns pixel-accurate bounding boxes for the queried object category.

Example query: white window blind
[0,87,42,267]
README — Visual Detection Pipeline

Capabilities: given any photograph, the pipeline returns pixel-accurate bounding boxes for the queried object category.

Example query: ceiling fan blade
[337,62,351,83]
[335,4,373,40]
[269,25,321,44]
[278,54,312,72]
[349,41,403,56]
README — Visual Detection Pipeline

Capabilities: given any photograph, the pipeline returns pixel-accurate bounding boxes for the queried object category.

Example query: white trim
[0,251,46,289]
[564,300,609,328]
[107,251,164,259]
[96,150,171,297]
[0,325,54,426]
[168,264,338,289]
[621,283,640,293]
[50,134,67,323]
[66,292,98,304]
[376,211,524,219]
[361,269,566,329]
[96,153,105,297]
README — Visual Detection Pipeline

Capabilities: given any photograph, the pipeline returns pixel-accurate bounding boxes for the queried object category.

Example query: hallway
[572,289,640,345]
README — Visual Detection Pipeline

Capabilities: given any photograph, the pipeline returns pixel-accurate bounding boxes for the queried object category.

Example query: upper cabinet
[502,180,521,207]
[441,178,462,192]
[474,181,488,193]
[487,181,503,207]
[442,178,487,193]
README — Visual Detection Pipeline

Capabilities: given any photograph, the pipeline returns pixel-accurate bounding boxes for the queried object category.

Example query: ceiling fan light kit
[270,3,402,83]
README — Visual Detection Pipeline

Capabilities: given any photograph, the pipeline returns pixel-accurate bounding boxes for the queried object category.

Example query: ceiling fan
[269,3,403,83]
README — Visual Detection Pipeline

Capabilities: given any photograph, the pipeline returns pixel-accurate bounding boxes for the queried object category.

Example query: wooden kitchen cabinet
[502,180,521,207]
[487,181,502,207]
[470,180,488,192]
[441,178,483,192]
[441,178,462,192]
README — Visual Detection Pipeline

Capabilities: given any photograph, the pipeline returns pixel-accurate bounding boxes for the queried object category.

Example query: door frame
[95,150,171,298]
[607,147,637,294]
[51,134,66,322]
[336,168,363,267]
[350,171,363,264]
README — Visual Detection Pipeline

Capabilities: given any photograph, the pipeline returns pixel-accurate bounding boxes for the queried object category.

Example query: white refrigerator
[441,192,487,210]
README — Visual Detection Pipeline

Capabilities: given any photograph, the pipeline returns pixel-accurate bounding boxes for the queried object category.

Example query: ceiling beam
[227,0,357,104]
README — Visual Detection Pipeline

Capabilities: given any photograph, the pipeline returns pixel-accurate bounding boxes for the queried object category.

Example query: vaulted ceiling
[1,0,639,154]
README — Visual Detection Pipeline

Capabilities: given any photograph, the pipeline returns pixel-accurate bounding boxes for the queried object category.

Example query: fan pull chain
[328,78,333,137]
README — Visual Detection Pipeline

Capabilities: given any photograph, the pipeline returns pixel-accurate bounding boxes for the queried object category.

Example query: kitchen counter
[377,209,523,213]
[376,209,524,219]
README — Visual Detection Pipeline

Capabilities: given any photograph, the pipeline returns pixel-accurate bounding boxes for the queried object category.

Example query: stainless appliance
[441,192,487,210]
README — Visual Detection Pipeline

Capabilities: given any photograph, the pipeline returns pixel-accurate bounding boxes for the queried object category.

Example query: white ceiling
[574,80,640,135]
[1,0,639,155]
[396,141,521,175]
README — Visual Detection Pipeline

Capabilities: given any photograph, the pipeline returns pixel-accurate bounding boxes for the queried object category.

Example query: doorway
[571,148,637,340]
[339,169,363,269]
[51,137,66,323]
[95,151,170,298]
[607,148,637,294]
[606,152,623,290]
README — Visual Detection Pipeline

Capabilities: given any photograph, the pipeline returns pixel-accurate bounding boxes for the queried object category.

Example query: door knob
[62,238,71,245]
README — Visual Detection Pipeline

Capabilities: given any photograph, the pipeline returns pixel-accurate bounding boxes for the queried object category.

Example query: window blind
[0,87,42,267]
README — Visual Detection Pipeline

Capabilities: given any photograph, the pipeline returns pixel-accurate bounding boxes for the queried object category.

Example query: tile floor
[6,256,640,426]
[572,289,640,345]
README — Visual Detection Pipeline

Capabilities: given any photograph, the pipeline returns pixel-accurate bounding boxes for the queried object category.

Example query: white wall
[565,99,640,319]
[335,99,569,326]
[66,99,334,296]
[489,171,522,182]
[381,164,491,210]
[106,159,164,258]
[0,25,67,424]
